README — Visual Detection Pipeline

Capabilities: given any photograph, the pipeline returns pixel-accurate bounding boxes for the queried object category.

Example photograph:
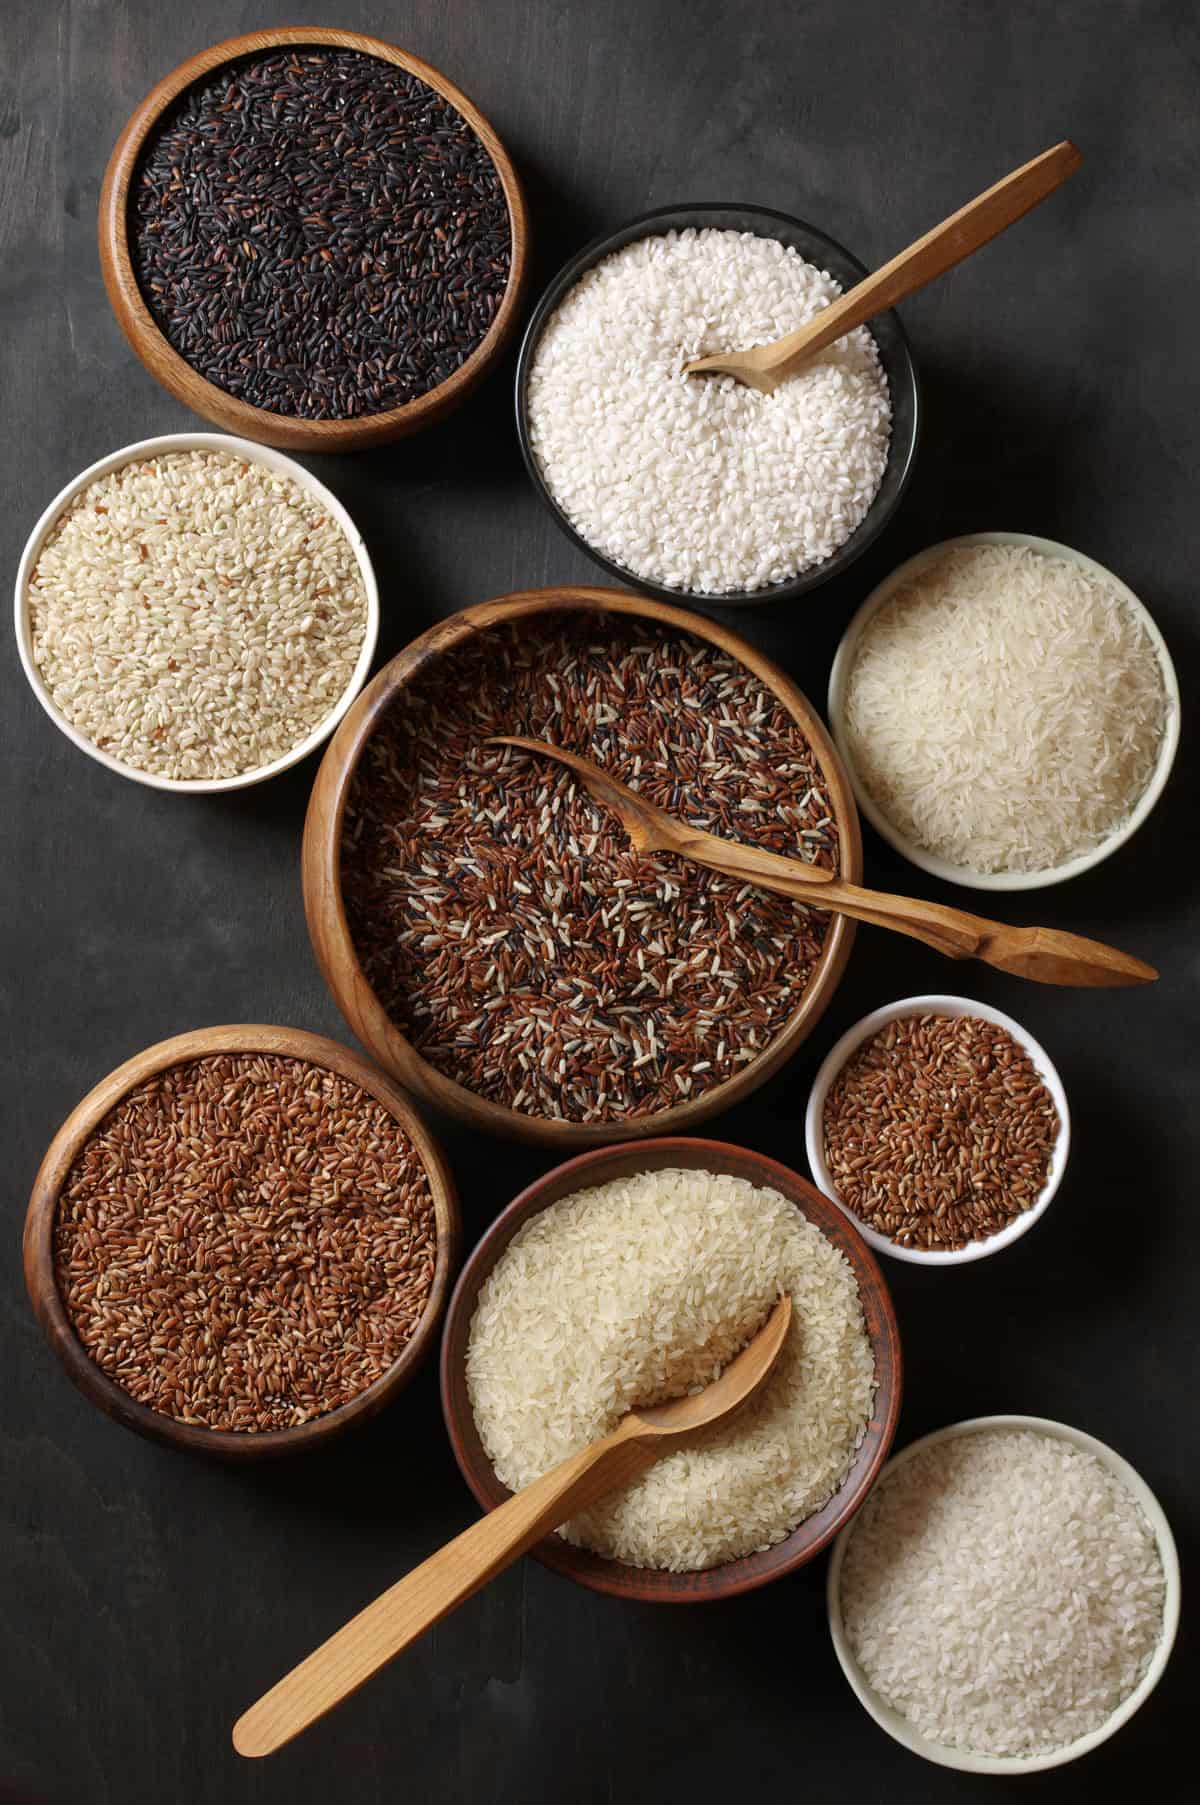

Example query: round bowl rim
[827,530,1182,890]
[301,583,863,1147]
[826,1413,1181,1773]
[513,199,921,610]
[804,993,1070,1266]
[440,1134,902,1602]
[97,25,529,451]
[14,432,381,792]
[23,1024,460,1458]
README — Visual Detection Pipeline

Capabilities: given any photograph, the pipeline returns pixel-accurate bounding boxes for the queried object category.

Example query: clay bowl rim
[513,199,921,609]
[439,1136,903,1603]
[98,25,530,452]
[23,1024,461,1460]
[301,584,863,1148]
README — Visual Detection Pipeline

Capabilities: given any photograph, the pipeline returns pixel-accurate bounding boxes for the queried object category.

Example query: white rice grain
[466,1166,875,1571]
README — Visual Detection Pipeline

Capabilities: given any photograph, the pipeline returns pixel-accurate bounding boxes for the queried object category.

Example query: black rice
[131,48,512,420]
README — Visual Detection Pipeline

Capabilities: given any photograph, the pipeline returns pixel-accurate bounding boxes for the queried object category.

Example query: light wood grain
[233,1297,791,1757]
[301,586,863,1147]
[22,1025,461,1459]
[97,27,530,449]
[495,736,1157,987]
[685,142,1081,391]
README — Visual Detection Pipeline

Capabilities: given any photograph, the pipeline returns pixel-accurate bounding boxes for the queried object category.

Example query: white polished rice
[527,229,891,594]
[27,450,367,780]
[466,1167,875,1571]
[843,543,1168,873]
[839,1429,1166,1758]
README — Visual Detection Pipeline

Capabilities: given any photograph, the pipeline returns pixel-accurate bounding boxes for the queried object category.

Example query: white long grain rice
[466,1167,875,1571]
[27,450,368,781]
[527,230,891,595]
[839,1428,1166,1758]
[843,542,1169,873]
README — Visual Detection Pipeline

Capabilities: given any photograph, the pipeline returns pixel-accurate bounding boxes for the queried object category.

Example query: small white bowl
[827,1414,1181,1774]
[14,433,379,793]
[827,531,1181,892]
[805,994,1069,1266]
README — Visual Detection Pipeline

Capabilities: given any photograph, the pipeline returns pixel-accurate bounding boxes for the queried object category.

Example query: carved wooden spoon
[233,1295,792,1758]
[684,141,1081,393]
[491,736,1155,989]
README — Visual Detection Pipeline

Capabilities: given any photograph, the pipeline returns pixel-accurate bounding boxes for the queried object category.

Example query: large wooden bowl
[440,1138,902,1602]
[302,586,863,1148]
[98,27,530,451]
[23,1026,460,1459]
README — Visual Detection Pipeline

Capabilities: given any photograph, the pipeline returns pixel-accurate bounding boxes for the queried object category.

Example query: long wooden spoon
[233,1295,792,1758]
[491,736,1156,989]
[684,141,1081,393]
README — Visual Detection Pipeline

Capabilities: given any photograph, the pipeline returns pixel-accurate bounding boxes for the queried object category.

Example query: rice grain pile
[466,1167,875,1571]
[527,229,891,594]
[839,1428,1166,1758]
[27,450,368,781]
[842,543,1169,873]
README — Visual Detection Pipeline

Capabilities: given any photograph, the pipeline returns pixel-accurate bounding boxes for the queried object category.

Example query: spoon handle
[233,1418,657,1759]
[673,829,1154,986]
[749,140,1081,385]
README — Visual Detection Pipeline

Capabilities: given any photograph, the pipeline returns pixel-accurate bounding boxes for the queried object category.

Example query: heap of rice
[842,542,1169,874]
[839,1428,1166,1758]
[466,1167,875,1571]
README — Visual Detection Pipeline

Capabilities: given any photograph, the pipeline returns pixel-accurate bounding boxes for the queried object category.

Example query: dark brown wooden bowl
[98,27,530,451]
[302,585,863,1148]
[439,1138,902,1602]
[23,1025,461,1459]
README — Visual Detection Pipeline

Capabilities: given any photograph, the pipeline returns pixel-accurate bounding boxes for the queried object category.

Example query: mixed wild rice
[340,612,840,1123]
[53,1053,437,1431]
[27,450,368,781]
[822,1014,1060,1251]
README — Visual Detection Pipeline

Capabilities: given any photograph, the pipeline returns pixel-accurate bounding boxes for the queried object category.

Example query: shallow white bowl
[14,433,379,793]
[827,1414,1181,1774]
[805,993,1069,1266]
[827,531,1181,892]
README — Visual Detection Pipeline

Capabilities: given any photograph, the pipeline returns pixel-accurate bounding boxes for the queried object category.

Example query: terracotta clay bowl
[99,27,530,451]
[302,585,863,1148]
[439,1138,902,1602]
[24,1025,460,1459]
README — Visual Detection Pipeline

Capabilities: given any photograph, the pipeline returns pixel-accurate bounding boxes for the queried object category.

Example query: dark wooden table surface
[2,3,1195,1800]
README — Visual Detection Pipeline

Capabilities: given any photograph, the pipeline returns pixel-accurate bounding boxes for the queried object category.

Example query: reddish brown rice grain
[340,613,840,1123]
[53,1054,437,1431]
[822,1014,1060,1251]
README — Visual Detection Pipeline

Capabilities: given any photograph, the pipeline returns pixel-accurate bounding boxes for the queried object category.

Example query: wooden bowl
[23,1025,460,1459]
[302,585,863,1148]
[439,1138,903,1602]
[98,27,530,451]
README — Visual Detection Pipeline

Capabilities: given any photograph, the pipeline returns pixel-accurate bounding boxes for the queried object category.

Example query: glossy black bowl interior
[514,203,921,610]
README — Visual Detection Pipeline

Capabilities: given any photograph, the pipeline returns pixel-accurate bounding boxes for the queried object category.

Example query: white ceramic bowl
[805,994,1069,1266]
[14,433,379,793]
[827,531,1181,892]
[827,1414,1181,1774]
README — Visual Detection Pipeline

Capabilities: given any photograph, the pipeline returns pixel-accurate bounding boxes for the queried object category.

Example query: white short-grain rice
[466,1166,875,1571]
[27,449,368,780]
[527,229,891,595]
[839,1428,1166,1758]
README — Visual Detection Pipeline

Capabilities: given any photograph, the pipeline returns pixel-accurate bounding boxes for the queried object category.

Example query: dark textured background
[2,3,1195,1800]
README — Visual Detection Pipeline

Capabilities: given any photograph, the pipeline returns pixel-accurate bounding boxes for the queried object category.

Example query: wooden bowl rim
[439,1136,903,1602]
[97,26,530,449]
[23,1024,461,1459]
[302,584,862,1147]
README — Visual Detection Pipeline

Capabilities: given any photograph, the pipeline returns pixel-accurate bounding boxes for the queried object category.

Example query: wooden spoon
[490,736,1156,989]
[684,141,1081,393]
[233,1295,792,1758]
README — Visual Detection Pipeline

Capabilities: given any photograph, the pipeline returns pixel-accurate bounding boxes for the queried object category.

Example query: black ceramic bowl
[515,203,921,610]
